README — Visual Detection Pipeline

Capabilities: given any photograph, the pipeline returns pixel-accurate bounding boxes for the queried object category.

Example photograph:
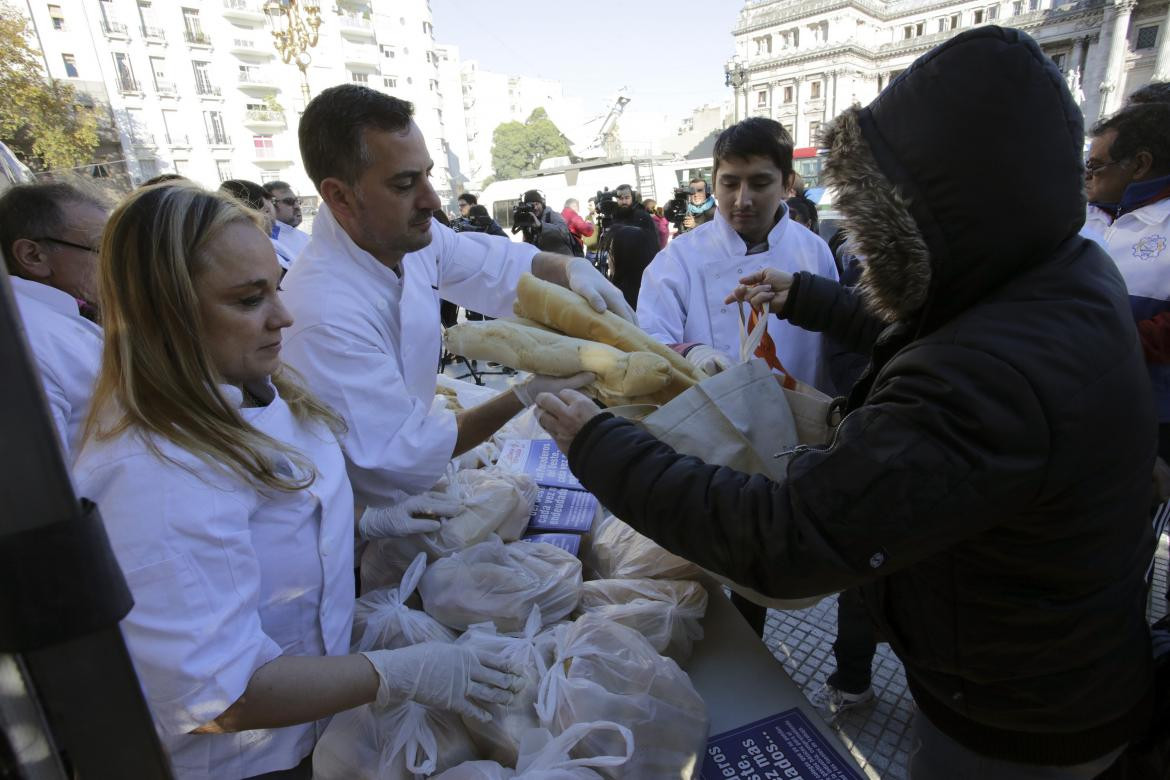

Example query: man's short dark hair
[299,85,414,189]
[713,117,794,178]
[262,180,293,195]
[522,189,544,204]
[1092,103,1170,177]
[458,192,477,205]
[468,204,490,219]
[615,184,633,196]
[1127,82,1170,106]
[219,179,271,212]
[0,182,104,275]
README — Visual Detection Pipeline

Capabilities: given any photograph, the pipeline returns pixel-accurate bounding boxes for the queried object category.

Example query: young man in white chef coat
[281,85,634,536]
[637,117,838,384]
[0,183,108,461]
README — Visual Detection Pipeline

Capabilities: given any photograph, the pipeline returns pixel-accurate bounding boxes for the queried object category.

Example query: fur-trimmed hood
[821,27,1085,327]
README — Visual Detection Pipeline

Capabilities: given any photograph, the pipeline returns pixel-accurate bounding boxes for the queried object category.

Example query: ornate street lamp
[725,57,748,122]
[264,0,322,104]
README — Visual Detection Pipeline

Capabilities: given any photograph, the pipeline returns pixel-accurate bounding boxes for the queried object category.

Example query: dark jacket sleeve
[782,271,887,355]
[569,342,1049,599]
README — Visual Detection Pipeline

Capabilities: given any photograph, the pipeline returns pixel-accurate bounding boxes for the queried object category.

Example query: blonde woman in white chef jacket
[73,184,521,780]
[636,117,839,388]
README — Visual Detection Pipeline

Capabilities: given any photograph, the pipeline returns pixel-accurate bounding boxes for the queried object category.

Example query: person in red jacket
[561,198,594,257]
[642,198,670,250]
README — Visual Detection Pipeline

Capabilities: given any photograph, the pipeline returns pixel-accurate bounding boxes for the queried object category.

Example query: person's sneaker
[809,681,876,716]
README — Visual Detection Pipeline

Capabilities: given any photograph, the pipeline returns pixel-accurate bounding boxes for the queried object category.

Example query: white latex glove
[358,490,462,539]
[512,371,595,407]
[361,642,523,721]
[566,257,638,324]
[686,344,734,377]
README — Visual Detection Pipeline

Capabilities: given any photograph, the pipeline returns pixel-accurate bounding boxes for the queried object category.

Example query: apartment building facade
[731,0,1170,148]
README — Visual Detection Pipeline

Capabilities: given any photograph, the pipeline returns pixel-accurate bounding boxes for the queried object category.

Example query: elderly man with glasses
[0,182,108,459]
[1083,102,1170,462]
[263,180,310,267]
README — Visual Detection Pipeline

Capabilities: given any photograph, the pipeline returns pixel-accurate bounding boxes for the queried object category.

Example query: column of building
[791,77,803,147]
[1100,0,1137,117]
[1155,3,1170,79]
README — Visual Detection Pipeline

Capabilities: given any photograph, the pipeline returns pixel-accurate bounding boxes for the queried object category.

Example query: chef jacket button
[737,267,743,274]
[720,307,727,313]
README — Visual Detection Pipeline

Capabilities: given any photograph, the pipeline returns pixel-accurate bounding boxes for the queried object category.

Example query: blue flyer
[702,708,864,780]
[528,486,598,533]
[522,532,582,556]
[498,439,583,490]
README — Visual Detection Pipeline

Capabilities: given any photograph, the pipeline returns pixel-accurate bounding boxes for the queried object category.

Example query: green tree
[0,5,98,171]
[490,107,571,180]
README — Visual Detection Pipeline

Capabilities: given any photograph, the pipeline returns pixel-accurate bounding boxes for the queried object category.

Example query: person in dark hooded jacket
[534,27,1155,778]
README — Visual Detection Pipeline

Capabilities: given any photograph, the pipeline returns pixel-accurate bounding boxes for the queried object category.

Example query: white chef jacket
[1094,197,1170,420]
[73,381,354,780]
[11,276,103,461]
[280,203,537,506]
[1081,203,1112,248]
[272,221,310,269]
[637,206,839,390]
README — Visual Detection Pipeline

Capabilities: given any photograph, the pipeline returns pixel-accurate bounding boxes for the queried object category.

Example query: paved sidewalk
[762,533,1170,779]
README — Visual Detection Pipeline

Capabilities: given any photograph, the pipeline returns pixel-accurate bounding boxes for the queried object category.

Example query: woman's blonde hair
[85,182,343,492]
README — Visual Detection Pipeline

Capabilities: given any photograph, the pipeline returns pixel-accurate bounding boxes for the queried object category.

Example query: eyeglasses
[33,236,98,253]
[276,197,300,207]
[1085,160,1124,178]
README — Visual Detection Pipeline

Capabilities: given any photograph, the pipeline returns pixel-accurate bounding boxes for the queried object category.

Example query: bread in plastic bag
[432,721,634,780]
[454,606,558,765]
[535,614,708,779]
[352,552,457,651]
[312,700,477,780]
[361,466,538,591]
[419,537,582,632]
[584,516,700,581]
[576,579,708,662]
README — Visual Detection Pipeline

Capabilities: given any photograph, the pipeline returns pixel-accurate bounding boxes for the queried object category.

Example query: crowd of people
[5,23,1170,780]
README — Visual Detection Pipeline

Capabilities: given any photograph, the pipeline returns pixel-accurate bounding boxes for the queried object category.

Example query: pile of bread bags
[314,282,720,779]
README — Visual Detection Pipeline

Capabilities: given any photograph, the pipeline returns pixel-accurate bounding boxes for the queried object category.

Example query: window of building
[903,25,914,39]
[381,44,395,58]
[810,80,822,99]
[112,52,137,92]
[192,61,215,94]
[987,5,999,19]
[383,76,397,88]
[754,35,773,55]
[253,134,274,158]
[126,107,149,143]
[182,7,207,44]
[809,121,822,143]
[429,79,438,91]
[350,71,368,84]
[1050,52,1067,71]
[173,159,189,176]
[974,9,985,23]
[162,110,184,144]
[783,85,794,103]
[1012,1,1023,13]
[1137,25,1159,50]
[61,53,78,78]
[204,110,228,145]
[422,20,433,36]
[916,21,925,36]
[216,160,232,182]
[757,89,768,107]
[48,4,65,29]
[938,17,948,32]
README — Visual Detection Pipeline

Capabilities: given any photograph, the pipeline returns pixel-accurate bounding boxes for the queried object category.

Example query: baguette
[513,274,705,391]
[445,319,673,399]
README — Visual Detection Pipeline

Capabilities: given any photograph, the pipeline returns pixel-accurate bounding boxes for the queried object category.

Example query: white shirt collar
[217,378,277,411]
[313,203,403,286]
[10,276,87,319]
[711,203,791,257]
[1125,197,1170,226]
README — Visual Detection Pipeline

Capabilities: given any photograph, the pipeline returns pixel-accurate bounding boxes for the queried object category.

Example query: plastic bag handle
[737,301,796,389]
[526,721,635,770]
[399,551,428,601]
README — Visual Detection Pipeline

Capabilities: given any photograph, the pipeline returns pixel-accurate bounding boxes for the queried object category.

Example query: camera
[451,214,492,233]
[511,200,540,231]
[664,187,690,229]
[594,189,618,229]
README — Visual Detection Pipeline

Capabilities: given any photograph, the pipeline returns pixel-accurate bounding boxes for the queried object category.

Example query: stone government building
[729,0,1170,148]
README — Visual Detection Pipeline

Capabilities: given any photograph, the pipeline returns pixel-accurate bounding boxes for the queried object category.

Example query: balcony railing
[245,109,283,123]
[155,79,176,94]
[166,133,190,146]
[131,132,156,147]
[101,19,128,35]
[141,24,165,39]
[340,13,373,29]
[195,81,222,96]
[206,133,232,146]
[223,0,262,11]
[238,70,276,86]
[116,78,140,94]
[184,29,212,45]
[254,146,278,159]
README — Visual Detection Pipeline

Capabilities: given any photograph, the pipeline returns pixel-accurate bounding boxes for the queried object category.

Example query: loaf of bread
[445,319,673,402]
[512,274,704,398]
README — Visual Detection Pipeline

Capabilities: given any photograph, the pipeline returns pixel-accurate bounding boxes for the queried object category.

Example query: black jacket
[568,27,1155,764]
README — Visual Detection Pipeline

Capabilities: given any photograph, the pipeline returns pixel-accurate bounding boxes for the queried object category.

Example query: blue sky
[429,1,743,120]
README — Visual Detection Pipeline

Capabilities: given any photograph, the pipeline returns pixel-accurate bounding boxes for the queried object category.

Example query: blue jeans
[909,710,1124,779]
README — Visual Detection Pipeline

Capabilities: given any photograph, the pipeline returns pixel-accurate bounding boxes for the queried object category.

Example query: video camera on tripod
[663,186,691,230]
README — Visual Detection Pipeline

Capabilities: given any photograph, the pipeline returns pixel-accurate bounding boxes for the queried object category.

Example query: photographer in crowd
[681,177,716,232]
[454,203,506,237]
[609,184,658,234]
[512,189,575,256]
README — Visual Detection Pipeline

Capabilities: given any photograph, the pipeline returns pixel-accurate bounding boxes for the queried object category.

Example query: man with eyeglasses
[0,182,108,459]
[263,180,310,266]
[1084,102,1170,461]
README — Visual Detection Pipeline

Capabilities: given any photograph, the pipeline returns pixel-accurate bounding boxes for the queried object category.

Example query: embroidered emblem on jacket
[1133,234,1168,261]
